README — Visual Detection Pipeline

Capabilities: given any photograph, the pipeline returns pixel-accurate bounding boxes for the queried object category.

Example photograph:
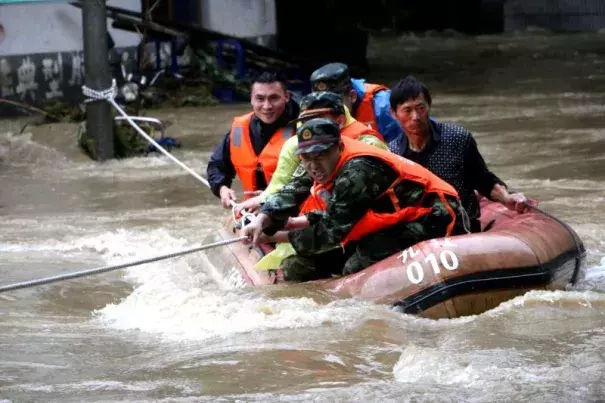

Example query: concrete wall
[0,0,141,56]
[504,0,605,31]
[0,0,141,108]
[0,0,279,112]
[200,0,276,46]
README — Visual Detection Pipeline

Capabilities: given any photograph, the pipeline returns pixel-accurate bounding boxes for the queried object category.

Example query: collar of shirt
[343,105,355,127]
[251,98,300,143]
[350,78,366,115]
[399,118,440,157]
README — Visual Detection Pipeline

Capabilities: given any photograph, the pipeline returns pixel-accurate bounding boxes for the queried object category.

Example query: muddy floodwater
[1,31,605,402]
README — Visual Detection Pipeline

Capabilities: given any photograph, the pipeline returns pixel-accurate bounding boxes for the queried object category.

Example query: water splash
[0,131,69,168]
[68,150,209,182]
[483,289,605,316]
[15,226,377,342]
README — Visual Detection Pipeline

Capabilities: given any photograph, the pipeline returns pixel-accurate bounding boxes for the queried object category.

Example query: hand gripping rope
[0,81,258,294]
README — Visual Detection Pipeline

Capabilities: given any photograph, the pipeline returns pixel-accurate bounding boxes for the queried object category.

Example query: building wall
[0,0,140,56]
[0,0,279,113]
[200,0,276,46]
[0,0,140,109]
[504,0,605,31]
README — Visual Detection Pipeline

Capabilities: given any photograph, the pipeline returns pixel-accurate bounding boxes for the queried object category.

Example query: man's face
[340,88,357,111]
[392,93,431,137]
[299,144,342,184]
[251,82,289,124]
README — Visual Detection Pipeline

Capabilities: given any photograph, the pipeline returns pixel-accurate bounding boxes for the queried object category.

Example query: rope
[81,80,259,230]
[82,79,211,189]
[81,80,249,218]
[0,236,248,294]
[0,84,256,293]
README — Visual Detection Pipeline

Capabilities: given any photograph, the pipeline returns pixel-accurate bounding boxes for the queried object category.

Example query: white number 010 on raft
[397,239,460,285]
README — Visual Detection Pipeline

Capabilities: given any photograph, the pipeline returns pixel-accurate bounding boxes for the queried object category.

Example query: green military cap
[310,63,352,93]
[296,118,341,155]
[287,91,346,127]
[300,91,345,115]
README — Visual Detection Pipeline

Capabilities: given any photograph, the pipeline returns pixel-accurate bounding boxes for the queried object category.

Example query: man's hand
[490,184,531,213]
[502,192,530,213]
[285,215,309,230]
[219,186,237,208]
[234,195,263,217]
[240,213,270,247]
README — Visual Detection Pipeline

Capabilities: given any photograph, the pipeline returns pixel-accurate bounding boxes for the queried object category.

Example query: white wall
[0,0,141,57]
[200,0,276,38]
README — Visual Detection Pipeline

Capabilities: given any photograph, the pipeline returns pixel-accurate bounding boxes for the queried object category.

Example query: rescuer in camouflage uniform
[241,118,467,282]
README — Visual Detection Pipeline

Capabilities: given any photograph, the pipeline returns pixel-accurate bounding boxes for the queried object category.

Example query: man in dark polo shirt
[388,75,529,233]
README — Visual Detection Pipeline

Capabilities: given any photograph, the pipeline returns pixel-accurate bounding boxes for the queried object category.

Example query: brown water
[1,31,605,403]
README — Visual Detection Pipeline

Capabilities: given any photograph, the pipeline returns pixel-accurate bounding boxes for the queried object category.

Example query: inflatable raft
[202,197,587,319]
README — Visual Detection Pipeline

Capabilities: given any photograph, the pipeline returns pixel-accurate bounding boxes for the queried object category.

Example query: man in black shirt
[388,76,529,233]
[206,72,300,208]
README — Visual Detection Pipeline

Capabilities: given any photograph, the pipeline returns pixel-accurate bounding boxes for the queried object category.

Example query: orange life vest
[229,112,294,198]
[298,121,384,214]
[354,83,389,132]
[341,120,384,142]
[307,137,460,246]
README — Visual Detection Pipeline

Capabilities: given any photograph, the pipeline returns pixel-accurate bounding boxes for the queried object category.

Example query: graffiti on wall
[0,39,198,116]
[0,47,138,107]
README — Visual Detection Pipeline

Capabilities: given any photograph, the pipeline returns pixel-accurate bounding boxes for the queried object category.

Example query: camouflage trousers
[281,197,468,282]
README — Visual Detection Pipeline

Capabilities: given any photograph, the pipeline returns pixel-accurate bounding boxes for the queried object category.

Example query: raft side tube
[200,199,585,319]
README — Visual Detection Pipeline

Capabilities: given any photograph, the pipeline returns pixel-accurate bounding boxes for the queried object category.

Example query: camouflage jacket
[260,156,433,255]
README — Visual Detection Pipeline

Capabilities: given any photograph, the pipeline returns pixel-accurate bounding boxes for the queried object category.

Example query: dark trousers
[469,218,482,233]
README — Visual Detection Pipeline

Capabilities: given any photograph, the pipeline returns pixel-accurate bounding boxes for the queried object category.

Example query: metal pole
[82,0,114,160]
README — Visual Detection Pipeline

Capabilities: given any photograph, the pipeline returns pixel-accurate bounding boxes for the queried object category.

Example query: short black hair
[252,71,288,90]
[390,75,432,110]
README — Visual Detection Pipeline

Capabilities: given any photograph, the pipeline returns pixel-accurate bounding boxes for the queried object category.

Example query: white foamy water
[0,201,387,344]
[67,150,211,182]
[2,31,605,403]
[97,288,383,342]
[41,228,386,342]
[575,257,605,292]
[0,131,69,167]
[2,127,605,402]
